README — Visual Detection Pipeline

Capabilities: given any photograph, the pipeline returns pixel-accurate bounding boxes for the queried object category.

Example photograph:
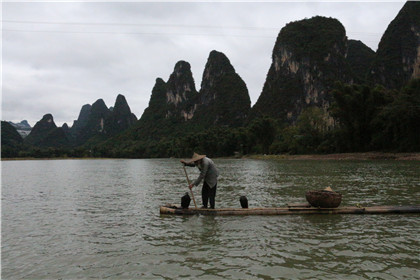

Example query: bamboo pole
[160,205,420,215]
[182,165,198,209]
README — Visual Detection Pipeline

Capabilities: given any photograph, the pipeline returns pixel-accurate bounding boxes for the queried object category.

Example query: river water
[2,159,419,279]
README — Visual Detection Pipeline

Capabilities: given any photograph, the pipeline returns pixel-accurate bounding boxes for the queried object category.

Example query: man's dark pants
[202,182,217,209]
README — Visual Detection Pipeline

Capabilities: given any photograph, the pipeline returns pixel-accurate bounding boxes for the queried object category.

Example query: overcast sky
[2,1,406,127]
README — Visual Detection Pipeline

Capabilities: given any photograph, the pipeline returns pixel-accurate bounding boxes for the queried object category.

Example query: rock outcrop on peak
[140,61,198,125]
[131,51,250,143]
[251,16,352,123]
[24,114,69,147]
[73,95,137,145]
[368,1,420,89]
[194,50,251,127]
[199,50,236,106]
[132,62,199,141]
[89,99,112,133]
[19,94,137,150]
[24,114,56,141]
[165,61,199,121]
[346,40,376,83]
[140,78,169,122]
[105,94,138,135]
[73,99,111,145]
[71,104,92,137]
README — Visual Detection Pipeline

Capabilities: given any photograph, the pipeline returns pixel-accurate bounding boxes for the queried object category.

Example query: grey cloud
[2,2,405,127]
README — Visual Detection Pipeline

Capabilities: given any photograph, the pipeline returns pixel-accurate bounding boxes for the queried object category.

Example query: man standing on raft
[181,153,219,209]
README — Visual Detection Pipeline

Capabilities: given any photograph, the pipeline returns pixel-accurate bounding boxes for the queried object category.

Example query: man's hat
[185,152,206,164]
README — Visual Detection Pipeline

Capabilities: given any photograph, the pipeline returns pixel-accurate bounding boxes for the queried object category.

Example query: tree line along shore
[2,152,419,161]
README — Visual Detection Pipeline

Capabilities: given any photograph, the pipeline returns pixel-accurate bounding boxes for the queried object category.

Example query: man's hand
[188,184,194,189]
[180,159,186,165]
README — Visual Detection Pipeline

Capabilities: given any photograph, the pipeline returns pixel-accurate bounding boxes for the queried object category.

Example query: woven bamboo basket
[305,190,342,208]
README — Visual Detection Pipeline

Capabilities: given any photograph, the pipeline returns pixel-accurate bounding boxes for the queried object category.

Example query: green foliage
[277,16,346,62]
[346,40,376,83]
[24,114,59,147]
[194,73,250,128]
[248,116,277,154]
[1,121,23,158]
[330,82,391,151]
[371,79,420,151]
[271,107,330,154]
[41,128,71,147]
[12,146,90,159]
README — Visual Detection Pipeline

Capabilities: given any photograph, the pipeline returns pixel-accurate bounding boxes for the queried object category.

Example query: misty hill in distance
[8,120,32,138]
[18,94,137,149]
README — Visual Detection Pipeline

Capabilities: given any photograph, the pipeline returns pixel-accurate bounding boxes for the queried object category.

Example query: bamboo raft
[160,204,420,216]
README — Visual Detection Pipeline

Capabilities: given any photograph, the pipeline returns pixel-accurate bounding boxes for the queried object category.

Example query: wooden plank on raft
[159,204,420,216]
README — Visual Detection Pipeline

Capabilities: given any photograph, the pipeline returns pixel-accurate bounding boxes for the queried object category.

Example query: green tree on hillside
[330,83,391,151]
[372,79,420,151]
[248,117,277,154]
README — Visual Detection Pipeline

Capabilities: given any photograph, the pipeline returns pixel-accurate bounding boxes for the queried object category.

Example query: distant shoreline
[2,152,420,161]
[1,157,108,161]
[243,152,420,161]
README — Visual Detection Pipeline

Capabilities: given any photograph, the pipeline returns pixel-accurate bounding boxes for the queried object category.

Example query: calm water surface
[2,159,419,279]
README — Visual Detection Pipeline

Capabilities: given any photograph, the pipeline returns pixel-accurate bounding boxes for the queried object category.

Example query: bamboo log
[160,205,420,216]
[182,165,197,209]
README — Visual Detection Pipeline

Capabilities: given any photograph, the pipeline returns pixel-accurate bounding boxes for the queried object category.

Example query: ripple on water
[2,159,419,279]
